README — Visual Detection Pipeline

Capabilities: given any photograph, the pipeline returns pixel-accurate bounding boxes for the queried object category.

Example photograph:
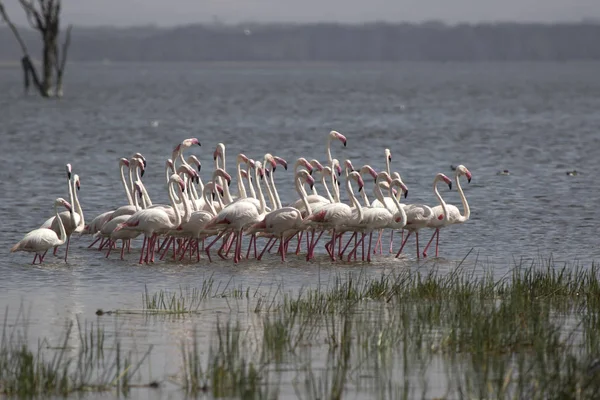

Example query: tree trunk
[41,38,56,97]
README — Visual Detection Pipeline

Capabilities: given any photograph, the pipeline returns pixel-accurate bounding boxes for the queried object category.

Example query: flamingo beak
[275,157,288,170]
[66,164,72,180]
[140,168,145,178]
[265,169,271,178]
[448,182,452,190]
[467,172,472,183]
[197,164,202,172]
[270,159,277,171]
[403,186,408,199]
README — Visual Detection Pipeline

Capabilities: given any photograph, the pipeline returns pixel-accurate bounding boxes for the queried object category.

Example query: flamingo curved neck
[270,169,282,209]
[66,176,77,227]
[360,174,371,207]
[263,168,277,210]
[296,176,312,216]
[389,183,407,226]
[246,171,256,199]
[254,168,267,215]
[187,177,199,212]
[54,202,67,245]
[433,178,449,221]
[72,178,84,229]
[346,178,363,222]
[168,181,183,228]
[321,170,334,203]
[180,185,192,223]
[203,183,217,215]
[455,173,470,220]
[237,161,248,199]
[120,164,134,206]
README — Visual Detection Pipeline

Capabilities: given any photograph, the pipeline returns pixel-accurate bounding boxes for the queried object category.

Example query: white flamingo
[11,198,72,264]
[113,174,186,264]
[45,165,83,261]
[395,173,452,259]
[303,171,364,262]
[422,165,472,258]
[247,170,315,261]
[203,161,268,263]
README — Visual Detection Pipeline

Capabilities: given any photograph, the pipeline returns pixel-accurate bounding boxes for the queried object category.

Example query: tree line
[2,21,600,63]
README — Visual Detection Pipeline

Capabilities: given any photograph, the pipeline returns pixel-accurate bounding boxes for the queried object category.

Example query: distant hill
[1,22,600,62]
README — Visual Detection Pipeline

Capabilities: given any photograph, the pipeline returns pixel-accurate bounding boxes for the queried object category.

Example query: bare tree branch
[18,0,44,32]
[0,1,30,55]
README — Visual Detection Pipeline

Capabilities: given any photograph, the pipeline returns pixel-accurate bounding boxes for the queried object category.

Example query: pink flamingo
[395,173,452,259]
[113,174,186,264]
[11,198,72,264]
[422,165,472,258]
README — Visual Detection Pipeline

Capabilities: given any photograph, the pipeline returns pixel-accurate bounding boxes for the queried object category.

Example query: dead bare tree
[0,0,72,98]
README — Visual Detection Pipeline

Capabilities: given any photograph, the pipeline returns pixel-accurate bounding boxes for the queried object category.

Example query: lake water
[0,61,599,398]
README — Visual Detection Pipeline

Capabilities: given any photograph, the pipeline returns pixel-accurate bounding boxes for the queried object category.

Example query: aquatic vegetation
[0,306,155,397]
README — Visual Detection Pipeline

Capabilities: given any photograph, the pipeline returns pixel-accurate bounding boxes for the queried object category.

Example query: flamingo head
[66,164,72,180]
[376,171,392,185]
[274,156,288,170]
[74,174,81,191]
[166,159,175,173]
[254,161,265,180]
[181,138,201,149]
[187,155,201,172]
[212,182,225,198]
[344,159,354,173]
[332,159,342,176]
[330,130,347,147]
[169,174,186,192]
[56,198,72,212]
[304,174,316,190]
[456,164,472,183]
[247,159,256,170]
[134,181,144,199]
[132,157,145,177]
[119,158,130,168]
[391,178,409,199]
[237,153,250,165]
[296,158,314,175]
[437,173,452,190]
[348,171,364,192]
[361,165,378,182]
[132,153,147,168]
[308,159,323,173]
[240,169,248,180]
[263,154,277,171]
[213,143,225,161]
[385,148,392,163]
[177,165,198,183]
[214,168,232,186]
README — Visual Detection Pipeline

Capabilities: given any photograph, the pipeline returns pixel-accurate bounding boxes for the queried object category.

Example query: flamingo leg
[127,239,131,253]
[139,236,148,264]
[245,234,254,259]
[196,239,201,262]
[105,240,114,258]
[348,233,365,261]
[88,236,101,249]
[422,229,439,258]
[53,246,58,256]
[389,230,394,253]
[367,231,374,262]
[340,232,357,257]
[330,229,336,261]
[279,234,286,262]
[415,231,420,259]
[295,232,303,255]
[205,231,226,262]
[120,240,126,260]
[258,237,274,260]
[395,231,412,258]
[435,229,440,257]
[234,230,243,263]
[32,254,38,265]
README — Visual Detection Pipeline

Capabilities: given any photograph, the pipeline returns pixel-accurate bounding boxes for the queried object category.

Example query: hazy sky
[3,0,600,26]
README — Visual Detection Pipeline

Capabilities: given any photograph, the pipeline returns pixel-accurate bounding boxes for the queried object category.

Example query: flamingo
[113,174,186,264]
[171,138,201,170]
[303,171,364,262]
[204,161,268,263]
[395,173,452,259]
[110,157,146,220]
[11,198,72,264]
[247,170,315,261]
[102,181,145,260]
[422,165,472,258]
[45,165,83,261]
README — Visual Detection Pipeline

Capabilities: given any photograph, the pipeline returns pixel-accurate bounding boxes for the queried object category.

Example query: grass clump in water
[0,306,154,397]
[142,281,214,314]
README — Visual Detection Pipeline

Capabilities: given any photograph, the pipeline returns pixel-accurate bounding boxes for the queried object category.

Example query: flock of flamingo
[11,131,472,265]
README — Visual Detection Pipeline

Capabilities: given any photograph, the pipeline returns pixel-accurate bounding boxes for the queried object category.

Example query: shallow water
[0,61,599,397]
